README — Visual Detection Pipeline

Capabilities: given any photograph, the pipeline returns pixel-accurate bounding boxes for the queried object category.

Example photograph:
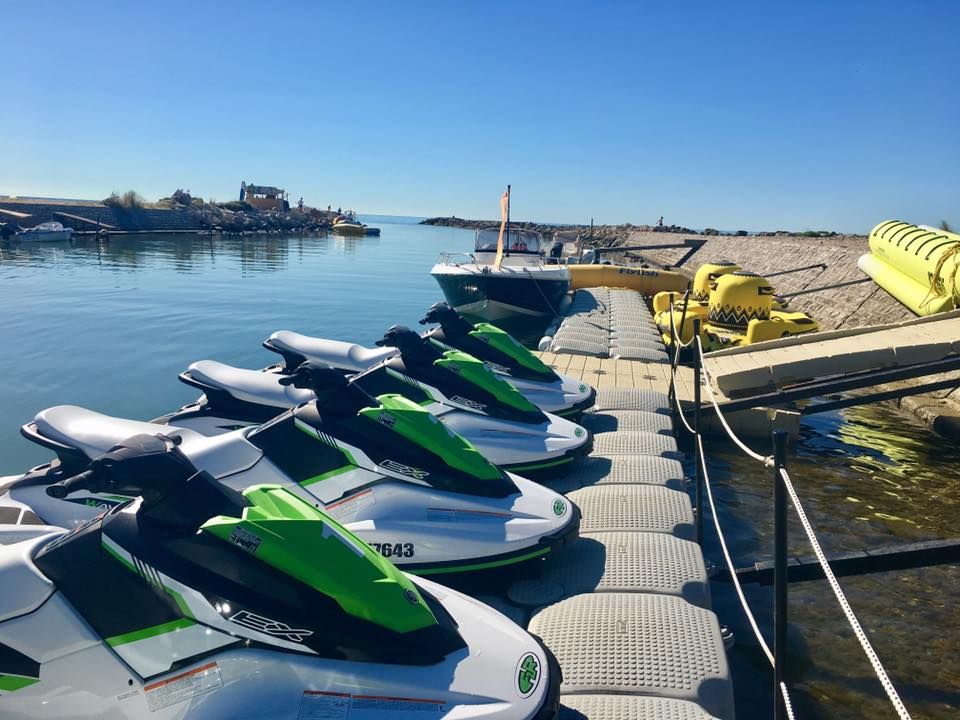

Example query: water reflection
[705,403,960,718]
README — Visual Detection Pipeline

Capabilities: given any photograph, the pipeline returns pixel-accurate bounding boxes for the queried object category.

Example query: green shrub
[103,191,144,209]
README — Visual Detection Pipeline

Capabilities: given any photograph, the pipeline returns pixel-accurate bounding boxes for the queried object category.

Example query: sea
[0,215,956,718]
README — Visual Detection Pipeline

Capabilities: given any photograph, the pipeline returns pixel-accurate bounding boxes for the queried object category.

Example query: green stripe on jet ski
[507,456,576,472]
[106,618,196,647]
[301,464,354,486]
[101,538,137,573]
[102,539,194,619]
[0,674,39,692]
[470,323,553,376]
[413,546,551,575]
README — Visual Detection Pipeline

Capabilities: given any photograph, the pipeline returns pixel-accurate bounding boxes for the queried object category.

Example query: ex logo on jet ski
[229,610,313,643]
[378,459,430,480]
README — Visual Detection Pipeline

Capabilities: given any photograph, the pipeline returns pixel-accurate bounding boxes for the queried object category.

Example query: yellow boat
[858,220,960,315]
[568,263,687,295]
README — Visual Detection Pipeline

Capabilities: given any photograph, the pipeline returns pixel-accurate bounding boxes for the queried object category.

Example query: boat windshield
[474,228,543,254]
[36,222,64,231]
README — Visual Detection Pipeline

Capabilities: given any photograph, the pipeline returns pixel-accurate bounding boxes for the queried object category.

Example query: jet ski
[0,435,560,719]
[262,327,592,476]
[8,366,579,576]
[419,301,595,416]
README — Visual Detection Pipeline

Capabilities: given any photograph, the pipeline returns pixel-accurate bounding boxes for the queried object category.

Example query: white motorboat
[15,221,73,242]
[431,227,571,321]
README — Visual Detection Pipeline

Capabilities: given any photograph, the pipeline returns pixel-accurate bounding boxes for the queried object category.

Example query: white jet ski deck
[262,326,593,476]
[0,435,561,719]
[11,367,580,576]
[418,302,596,416]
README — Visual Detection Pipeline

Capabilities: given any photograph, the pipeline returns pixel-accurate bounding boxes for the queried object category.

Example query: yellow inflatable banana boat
[858,220,960,315]
[568,263,687,294]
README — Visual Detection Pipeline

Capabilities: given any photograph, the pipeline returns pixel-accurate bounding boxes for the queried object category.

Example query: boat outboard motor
[419,303,596,416]
[8,391,580,576]
[0,437,561,719]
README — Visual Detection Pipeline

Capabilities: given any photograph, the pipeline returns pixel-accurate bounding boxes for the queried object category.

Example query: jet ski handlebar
[45,469,96,499]
[44,433,196,503]
[281,362,379,414]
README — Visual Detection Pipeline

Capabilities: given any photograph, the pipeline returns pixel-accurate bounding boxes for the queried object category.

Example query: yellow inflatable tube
[568,264,687,295]
[861,220,960,315]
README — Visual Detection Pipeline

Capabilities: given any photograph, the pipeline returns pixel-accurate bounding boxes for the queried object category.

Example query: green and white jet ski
[0,435,561,719]
[418,302,595,417]
[7,367,579,575]
[262,326,592,476]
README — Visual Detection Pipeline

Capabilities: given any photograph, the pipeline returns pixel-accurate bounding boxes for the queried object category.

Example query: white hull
[15,229,73,242]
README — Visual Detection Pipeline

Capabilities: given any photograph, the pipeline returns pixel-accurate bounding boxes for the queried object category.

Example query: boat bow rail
[436,252,478,266]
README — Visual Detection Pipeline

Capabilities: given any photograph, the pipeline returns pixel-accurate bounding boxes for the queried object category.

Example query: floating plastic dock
[499,287,736,719]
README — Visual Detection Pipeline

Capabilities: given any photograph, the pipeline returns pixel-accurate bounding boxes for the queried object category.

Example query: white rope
[698,435,775,667]
[780,681,797,720]
[779,467,913,720]
[672,376,695,433]
[668,295,698,348]
[699,435,799,716]
[696,337,772,465]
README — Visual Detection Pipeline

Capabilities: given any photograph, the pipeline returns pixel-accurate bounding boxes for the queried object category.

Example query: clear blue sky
[2,1,957,232]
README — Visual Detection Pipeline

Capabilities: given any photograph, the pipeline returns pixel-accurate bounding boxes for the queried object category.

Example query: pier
[515,286,925,719]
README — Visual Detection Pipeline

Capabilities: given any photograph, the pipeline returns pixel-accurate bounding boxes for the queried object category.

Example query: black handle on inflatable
[46,469,97,499]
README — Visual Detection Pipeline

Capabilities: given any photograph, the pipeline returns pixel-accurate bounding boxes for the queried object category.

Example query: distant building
[240,181,289,211]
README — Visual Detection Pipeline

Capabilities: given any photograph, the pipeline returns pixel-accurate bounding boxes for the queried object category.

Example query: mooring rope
[919,243,960,312]
[695,337,772,465]
[697,435,777,667]
[779,467,913,720]
[669,340,910,719]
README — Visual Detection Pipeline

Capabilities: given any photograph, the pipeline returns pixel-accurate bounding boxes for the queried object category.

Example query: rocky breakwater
[421,216,695,246]
[623,229,960,440]
[148,190,337,234]
[0,190,337,235]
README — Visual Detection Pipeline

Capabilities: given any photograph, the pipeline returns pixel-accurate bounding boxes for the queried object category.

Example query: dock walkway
[489,287,736,718]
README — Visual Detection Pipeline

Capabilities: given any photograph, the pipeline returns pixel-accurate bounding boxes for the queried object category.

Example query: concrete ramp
[705,310,960,396]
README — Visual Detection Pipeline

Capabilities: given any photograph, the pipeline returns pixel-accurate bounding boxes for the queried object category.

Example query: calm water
[0,216,474,473]
[1,218,957,717]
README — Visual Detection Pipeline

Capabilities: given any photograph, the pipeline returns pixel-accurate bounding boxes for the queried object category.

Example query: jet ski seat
[265,331,398,372]
[32,406,203,461]
[185,361,313,410]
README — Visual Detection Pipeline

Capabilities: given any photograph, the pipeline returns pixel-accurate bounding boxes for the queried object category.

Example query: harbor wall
[623,230,960,439]
[0,199,203,232]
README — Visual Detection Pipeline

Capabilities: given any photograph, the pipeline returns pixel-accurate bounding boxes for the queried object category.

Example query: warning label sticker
[145,662,222,712]
[325,489,375,522]
[298,691,448,718]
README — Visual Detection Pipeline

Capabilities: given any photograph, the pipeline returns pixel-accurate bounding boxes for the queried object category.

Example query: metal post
[692,318,703,545]
[667,293,676,410]
[772,429,789,719]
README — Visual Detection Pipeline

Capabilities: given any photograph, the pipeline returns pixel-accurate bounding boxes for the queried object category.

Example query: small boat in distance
[331,210,366,236]
[431,226,571,321]
[15,221,73,242]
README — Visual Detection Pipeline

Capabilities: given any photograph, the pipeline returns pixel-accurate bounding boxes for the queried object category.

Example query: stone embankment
[0,196,336,235]
[421,216,696,246]
[623,230,960,440]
